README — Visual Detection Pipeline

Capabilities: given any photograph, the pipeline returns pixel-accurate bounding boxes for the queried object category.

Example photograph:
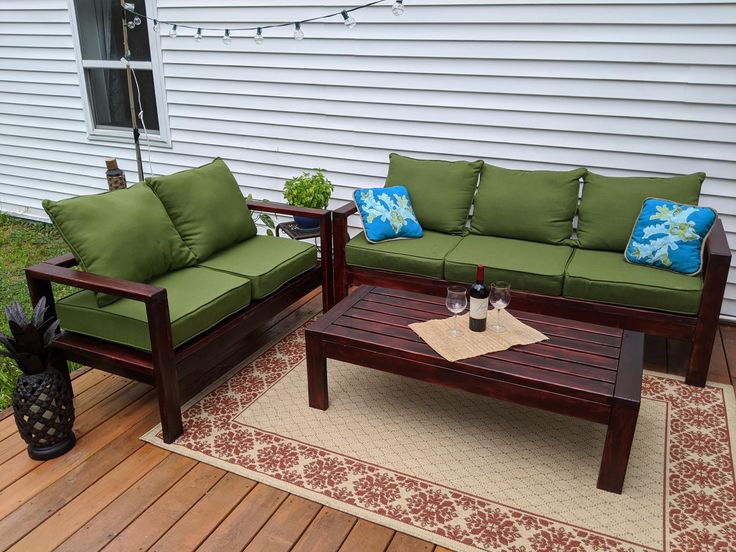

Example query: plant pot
[13,369,76,460]
[293,215,320,230]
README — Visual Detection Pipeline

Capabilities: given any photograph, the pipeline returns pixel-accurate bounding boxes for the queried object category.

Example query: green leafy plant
[283,169,334,210]
[245,194,277,237]
[0,297,60,376]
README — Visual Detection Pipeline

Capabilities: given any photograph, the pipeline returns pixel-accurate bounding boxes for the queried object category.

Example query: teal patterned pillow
[625,198,717,275]
[353,186,423,243]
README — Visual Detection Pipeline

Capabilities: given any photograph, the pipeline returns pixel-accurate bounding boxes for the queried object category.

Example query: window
[69,0,169,143]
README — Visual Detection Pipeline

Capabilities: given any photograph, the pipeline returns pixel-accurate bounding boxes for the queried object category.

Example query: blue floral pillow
[625,198,717,275]
[353,186,423,243]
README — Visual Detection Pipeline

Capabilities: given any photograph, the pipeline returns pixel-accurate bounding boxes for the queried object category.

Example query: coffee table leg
[306,333,328,410]
[597,403,639,494]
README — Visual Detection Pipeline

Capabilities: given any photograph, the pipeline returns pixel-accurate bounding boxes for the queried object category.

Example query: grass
[0,213,73,409]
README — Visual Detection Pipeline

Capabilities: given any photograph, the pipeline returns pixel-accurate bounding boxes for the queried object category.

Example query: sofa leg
[157,378,183,444]
[686,319,718,387]
[146,295,183,443]
[332,218,349,305]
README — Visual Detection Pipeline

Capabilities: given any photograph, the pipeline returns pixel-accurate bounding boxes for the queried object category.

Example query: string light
[125,0,404,43]
[342,10,357,29]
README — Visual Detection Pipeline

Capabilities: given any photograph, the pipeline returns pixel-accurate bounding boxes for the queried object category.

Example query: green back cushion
[147,158,257,261]
[577,171,705,252]
[43,183,196,306]
[385,153,483,234]
[470,165,587,244]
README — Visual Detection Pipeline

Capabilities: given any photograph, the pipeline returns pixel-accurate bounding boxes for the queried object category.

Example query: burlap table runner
[409,309,548,362]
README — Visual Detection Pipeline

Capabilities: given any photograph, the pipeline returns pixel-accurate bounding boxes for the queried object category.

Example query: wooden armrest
[706,218,731,261]
[25,262,166,303]
[43,253,78,268]
[247,200,330,220]
[334,202,357,218]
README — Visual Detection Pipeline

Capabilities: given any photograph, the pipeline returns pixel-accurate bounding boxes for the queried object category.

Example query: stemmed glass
[490,282,511,333]
[445,286,467,337]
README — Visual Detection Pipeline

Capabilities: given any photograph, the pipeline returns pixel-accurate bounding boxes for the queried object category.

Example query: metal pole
[120,0,144,181]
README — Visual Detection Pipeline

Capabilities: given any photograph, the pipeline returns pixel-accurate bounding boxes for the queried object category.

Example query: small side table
[275,222,321,240]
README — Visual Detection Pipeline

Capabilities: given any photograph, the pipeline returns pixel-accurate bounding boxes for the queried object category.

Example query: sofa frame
[25,201,333,444]
[332,203,731,387]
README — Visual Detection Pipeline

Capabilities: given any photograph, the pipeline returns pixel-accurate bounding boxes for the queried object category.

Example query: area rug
[142,323,736,551]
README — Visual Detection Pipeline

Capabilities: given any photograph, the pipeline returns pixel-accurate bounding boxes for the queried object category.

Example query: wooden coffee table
[306,286,645,494]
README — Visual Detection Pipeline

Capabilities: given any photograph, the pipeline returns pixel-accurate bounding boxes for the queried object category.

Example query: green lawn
[0,213,72,409]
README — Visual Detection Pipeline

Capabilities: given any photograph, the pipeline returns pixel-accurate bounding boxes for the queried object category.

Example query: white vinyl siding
[1,0,735,315]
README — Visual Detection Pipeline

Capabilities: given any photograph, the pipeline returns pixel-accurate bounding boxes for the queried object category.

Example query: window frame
[67,0,171,146]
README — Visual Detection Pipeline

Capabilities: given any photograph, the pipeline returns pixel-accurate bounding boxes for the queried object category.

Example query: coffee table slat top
[310,286,626,405]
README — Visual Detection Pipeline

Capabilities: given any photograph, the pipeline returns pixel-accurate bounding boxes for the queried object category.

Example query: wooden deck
[0,292,734,552]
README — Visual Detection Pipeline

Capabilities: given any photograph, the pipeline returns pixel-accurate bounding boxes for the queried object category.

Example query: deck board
[0,290,733,552]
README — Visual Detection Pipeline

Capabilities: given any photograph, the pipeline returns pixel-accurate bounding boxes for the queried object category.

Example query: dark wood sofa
[26,201,332,444]
[332,202,731,387]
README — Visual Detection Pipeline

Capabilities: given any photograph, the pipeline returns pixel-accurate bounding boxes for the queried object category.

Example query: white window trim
[67,0,171,146]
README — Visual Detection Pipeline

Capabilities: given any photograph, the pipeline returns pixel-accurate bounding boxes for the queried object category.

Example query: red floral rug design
[143,325,736,551]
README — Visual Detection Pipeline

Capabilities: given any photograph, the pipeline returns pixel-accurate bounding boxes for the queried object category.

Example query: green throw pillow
[147,158,257,261]
[577,171,705,252]
[43,183,196,306]
[385,153,483,234]
[470,165,587,244]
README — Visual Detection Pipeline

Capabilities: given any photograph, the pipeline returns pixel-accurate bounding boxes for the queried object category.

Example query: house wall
[1,0,736,315]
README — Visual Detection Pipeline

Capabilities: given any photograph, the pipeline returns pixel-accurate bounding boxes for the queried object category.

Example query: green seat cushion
[577,171,705,252]
[563,249,703,315]
[346,230,463,279]
[385,153,483,234]
[43,183,196,307]
[470,165,586,244]
[147,158,257,262]
[199,236,317,299]
[444,235,574,296]
[56,267,251,352]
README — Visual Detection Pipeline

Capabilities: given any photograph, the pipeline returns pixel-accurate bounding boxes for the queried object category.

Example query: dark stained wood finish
[25,203,330,443]
[331,206,731,388]
[0,291,735,551]
[307,286,644,493]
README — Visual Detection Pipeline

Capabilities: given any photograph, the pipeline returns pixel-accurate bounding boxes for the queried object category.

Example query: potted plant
[283,169,334,230]
[1,298,76,460]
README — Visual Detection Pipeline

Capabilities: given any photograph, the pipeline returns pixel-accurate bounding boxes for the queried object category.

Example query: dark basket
[13,369,76,460]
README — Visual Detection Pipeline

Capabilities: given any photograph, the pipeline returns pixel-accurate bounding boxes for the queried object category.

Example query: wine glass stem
[454,314,458,332]
[497,308,501,328]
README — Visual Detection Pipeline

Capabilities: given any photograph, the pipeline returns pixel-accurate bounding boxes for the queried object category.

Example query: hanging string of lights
[123,0,405,45]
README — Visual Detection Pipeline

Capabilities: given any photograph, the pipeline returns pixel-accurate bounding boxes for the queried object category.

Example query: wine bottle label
[469,297,488,319]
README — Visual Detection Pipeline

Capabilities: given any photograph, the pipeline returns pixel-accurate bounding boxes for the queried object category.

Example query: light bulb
[153,19,159,32]
[194,28,202,42]
[342,10,356,29]
[169,24,177,38]
[127,20,136,29]
[254,28,264,44]
[222,29,231,45]
[392,0,405,16]
[294,22,304,40]
[133,15,142,26]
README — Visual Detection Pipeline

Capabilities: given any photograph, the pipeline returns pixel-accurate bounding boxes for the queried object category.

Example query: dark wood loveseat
[26,201,333,444]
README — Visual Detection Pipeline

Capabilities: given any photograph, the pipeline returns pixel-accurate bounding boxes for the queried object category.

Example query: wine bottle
[469,265,490,332]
